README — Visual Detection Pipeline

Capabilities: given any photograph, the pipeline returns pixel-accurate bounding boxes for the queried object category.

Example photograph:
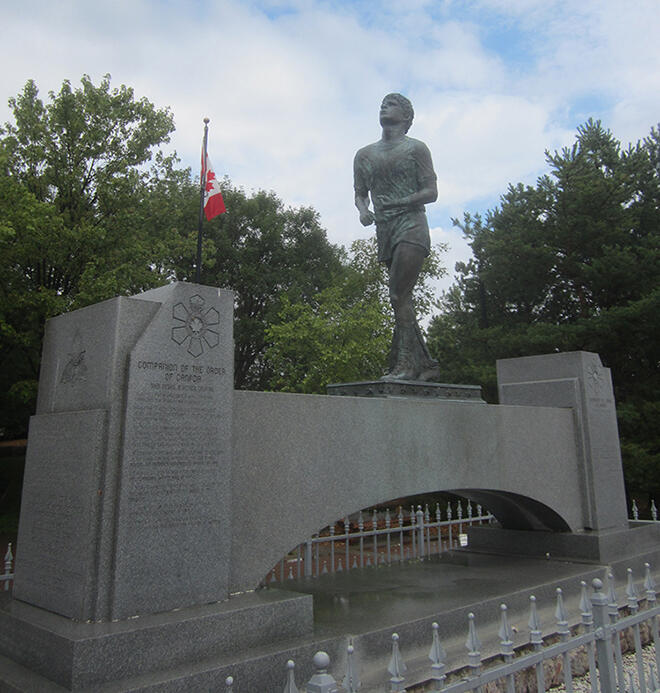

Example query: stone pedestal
[0,589,312,691]
[467,523,660,564]
[496,351,628,532]
[327,380,484,401]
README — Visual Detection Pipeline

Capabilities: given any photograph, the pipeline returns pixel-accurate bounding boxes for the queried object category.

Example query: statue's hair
[383,93,414,132]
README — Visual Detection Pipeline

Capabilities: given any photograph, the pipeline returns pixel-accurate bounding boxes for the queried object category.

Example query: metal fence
[0,543,12,592]
[267,500,494,584]
[230,564,660,692]
[1,498,657,592]
[633,499,658,522]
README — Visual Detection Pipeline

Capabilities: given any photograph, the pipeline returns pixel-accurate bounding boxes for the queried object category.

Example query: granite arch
[230,389,584,592]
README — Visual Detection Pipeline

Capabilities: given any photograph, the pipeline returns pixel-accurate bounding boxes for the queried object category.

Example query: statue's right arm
[355,193,375,226]
[354,150,375,226]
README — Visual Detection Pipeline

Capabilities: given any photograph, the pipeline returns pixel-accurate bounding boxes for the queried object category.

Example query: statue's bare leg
[384,242,438,380]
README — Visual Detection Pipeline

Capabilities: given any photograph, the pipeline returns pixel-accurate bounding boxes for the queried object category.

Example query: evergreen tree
[428,119,660,494]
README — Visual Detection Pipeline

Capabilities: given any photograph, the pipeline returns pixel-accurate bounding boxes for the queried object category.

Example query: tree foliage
[0,75,181,437]
[0,75,349,433]
[428,119,660,493]
[266,237,447,392]
[182,183,345,390]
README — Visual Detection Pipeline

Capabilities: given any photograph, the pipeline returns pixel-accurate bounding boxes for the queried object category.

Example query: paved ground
[280,550,606,635]
[272,548,660,690]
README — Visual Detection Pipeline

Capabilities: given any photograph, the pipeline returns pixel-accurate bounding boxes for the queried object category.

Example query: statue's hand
[359,209,375,226]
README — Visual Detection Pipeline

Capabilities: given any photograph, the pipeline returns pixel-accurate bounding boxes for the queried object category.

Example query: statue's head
[380,93,414,133]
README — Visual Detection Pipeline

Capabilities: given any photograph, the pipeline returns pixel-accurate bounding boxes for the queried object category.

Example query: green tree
[266,237,447,392]
[428,119,660,493]
[0,75,182,437]
[180,183,346,390]
[0,74,350,427]
[1,75,177,300]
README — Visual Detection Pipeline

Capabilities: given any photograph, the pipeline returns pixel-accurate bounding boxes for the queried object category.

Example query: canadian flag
[201,151,226,220]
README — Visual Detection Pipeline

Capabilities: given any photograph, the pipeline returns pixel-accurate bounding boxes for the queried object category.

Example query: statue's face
[379,95,407,127]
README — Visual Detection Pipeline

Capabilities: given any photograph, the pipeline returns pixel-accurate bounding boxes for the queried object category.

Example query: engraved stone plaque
[111,283,233,619]
[12,283,234,623]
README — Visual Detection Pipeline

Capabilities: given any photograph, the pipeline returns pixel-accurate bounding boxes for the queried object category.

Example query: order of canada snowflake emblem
[586,363,604,394]
[171,294,220,357]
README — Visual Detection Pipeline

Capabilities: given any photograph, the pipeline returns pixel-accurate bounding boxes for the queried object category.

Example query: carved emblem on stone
[586,363,605,395]
[60,332,87,384]
[171,294,220,357]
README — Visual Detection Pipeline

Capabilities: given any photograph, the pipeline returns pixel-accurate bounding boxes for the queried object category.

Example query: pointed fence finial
[498,604,514,658]
[607,571,619,618]
[4,542,12,566]
[626,567,639,612]
[465,612,482,676]
[388,633,407,692]
[555,588,568,629]
[428,622,447,691]
[306,651,338,693]
[555,588,573,690]
[343,640,361,693]
[3,543,12,590]
[283,659,299,693]
[527,594,546,692]
[645,562,657,604]
[528,595,543,647]
[579,580,592,618]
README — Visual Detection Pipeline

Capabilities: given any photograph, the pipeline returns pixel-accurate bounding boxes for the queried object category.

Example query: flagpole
[196,117,210,284]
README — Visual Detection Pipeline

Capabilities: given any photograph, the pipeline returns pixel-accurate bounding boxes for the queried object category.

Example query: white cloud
[2,0,660,295]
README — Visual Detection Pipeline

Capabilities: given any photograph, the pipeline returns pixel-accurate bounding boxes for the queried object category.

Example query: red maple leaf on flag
[202,155,226,220]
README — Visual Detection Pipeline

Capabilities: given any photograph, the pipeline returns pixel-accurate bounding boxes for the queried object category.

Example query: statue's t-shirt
[353,136,436,263]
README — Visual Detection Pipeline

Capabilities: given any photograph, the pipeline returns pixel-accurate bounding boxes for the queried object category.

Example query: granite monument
[1,283,313,690]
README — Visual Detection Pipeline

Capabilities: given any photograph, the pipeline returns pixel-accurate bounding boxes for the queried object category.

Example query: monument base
[326,380,485,401]
[0,589,312,691]
[466,522,660,564]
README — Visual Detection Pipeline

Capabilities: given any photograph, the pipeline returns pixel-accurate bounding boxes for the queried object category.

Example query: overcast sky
[2,0,659,293]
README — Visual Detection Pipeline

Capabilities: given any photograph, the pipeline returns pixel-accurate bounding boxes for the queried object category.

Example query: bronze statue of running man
[354,93,440,381]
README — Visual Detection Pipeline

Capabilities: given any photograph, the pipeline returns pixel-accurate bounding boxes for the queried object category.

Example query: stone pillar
[496,351,628,532]
[13,282,234,621]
